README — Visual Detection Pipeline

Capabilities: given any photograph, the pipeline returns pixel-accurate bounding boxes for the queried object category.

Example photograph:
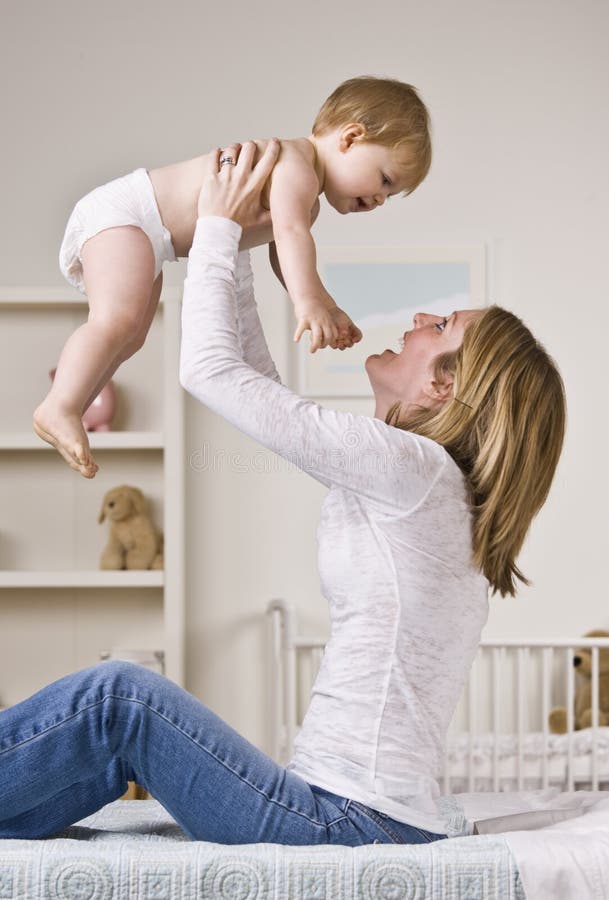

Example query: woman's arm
[235,250,281,384]
[179,215,446,509]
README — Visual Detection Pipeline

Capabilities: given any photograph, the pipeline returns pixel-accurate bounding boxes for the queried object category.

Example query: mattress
[445,728,609,790]
[0,797,525,899]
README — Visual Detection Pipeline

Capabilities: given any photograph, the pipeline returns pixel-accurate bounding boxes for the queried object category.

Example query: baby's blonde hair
[312,76,432,194]
[387,307,566,597]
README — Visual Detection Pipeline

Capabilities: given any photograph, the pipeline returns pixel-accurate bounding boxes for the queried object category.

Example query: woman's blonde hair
[387,306,566,597]
[312,76,432,194]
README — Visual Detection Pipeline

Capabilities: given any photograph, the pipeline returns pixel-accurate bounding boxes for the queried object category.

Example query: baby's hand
[293,301,338,353]
[328,306,363,351]
[293,300,362,353]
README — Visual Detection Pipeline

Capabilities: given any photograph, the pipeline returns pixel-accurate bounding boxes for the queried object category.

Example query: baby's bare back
[149,139,318,257]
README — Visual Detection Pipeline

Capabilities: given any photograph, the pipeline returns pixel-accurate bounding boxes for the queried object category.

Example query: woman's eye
[435,317,448,333]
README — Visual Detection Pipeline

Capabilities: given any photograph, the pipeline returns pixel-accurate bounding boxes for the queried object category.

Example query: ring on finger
[219,156,236,167]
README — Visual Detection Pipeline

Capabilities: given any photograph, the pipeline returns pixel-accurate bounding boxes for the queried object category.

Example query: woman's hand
[197,140,280,229]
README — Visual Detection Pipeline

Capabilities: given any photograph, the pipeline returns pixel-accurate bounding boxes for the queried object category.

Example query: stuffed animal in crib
[549,630,609,733]
[99,485,163,570]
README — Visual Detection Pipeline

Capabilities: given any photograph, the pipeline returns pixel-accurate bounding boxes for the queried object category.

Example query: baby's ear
[339,122,367,151]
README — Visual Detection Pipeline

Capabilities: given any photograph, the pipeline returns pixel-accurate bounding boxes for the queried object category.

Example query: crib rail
[267,598,609,793]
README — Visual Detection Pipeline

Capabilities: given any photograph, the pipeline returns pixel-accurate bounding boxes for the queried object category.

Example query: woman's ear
[424,375,455,406]
[338,123,367,152]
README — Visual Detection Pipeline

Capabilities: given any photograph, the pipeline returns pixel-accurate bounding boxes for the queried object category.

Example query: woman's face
[366,310,482,420]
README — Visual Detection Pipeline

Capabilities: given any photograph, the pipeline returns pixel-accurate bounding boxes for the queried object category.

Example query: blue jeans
[0,662,447,845]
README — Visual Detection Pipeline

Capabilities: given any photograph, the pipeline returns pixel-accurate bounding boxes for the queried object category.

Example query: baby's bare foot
[33,401,98,478]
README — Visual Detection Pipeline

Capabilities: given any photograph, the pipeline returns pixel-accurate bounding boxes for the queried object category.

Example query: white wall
[1,0,608,750]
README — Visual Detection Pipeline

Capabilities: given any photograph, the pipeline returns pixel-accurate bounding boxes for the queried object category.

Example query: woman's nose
[413,312,440,328]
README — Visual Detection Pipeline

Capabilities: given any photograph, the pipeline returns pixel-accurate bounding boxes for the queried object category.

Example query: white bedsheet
[453,789,609,899]
[507,797,609,899]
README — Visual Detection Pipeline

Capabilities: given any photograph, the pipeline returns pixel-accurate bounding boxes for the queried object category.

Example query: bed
[1,602,608,899]
[0,797,526,899]
[4,791,609,899]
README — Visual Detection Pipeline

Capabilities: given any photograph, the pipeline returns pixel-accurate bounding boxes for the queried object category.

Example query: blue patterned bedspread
[0,798,525,899]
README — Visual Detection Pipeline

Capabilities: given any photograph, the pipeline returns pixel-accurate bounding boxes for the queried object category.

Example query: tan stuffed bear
[99,485,163,570]
[549,630,609,733]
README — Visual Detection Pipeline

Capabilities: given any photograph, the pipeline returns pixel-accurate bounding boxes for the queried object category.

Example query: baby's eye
[382,175,391,187]
[435,317,448,333]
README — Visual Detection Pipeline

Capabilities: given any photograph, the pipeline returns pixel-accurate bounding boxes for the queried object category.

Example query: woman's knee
[92,659,157,695]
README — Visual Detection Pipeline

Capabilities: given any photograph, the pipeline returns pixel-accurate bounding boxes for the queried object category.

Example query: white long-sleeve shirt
[180,217,489,834]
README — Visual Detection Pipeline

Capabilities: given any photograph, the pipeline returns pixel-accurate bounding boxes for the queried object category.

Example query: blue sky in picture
[304,259,474,386]
[324,262,471,329]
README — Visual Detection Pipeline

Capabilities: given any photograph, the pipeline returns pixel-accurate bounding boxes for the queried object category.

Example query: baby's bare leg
[34,226,155,477]
[81,273,163,414]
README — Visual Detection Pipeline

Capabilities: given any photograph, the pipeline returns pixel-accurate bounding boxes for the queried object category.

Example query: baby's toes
[74,444,87,466]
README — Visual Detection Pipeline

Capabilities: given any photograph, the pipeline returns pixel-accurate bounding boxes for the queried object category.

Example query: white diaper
[59,168,177,294]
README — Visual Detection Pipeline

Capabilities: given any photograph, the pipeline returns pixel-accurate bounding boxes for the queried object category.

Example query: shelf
[0,570,164,588]
[0,431,164,450]
[0,286,182,306]
[0,283,184,685]
[0,286,86,306]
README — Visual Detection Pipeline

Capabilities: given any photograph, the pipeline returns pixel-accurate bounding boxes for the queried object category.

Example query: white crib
[267,598,609,793]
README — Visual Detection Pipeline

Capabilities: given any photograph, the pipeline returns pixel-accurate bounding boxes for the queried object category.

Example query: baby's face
[323,141,408,215]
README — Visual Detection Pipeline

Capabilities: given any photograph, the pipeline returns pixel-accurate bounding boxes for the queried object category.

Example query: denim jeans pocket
[346,800,444,845]
[345,801,406,844]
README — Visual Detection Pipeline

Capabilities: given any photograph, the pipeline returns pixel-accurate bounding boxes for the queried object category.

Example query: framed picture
[297,245,486,397]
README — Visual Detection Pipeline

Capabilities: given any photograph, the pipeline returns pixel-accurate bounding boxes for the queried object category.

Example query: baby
[34,76,431,477]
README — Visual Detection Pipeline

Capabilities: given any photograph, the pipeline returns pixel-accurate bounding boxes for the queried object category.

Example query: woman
[0,141,565,845]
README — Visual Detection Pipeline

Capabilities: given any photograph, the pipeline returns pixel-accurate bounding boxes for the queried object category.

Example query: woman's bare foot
[33,401,98,478]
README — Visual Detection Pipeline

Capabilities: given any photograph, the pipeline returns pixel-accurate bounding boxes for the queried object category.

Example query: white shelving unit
[0,432,164,450]
[0,286,185,702]
[0,571,164,588]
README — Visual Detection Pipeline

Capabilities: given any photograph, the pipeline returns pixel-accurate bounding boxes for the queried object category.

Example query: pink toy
[49,369,116,432]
